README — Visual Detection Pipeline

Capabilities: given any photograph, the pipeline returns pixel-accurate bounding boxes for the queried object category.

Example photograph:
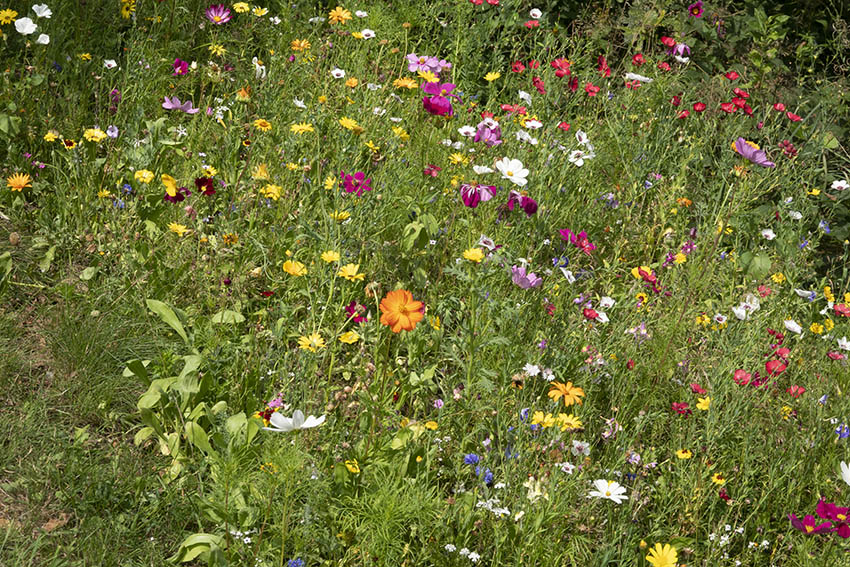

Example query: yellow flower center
[507,170,514,177]
[213,15,221,22]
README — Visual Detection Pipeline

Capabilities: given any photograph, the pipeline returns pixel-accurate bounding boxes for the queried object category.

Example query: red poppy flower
[583,308,599,320]
[720,102,737,113]
[733,369,752,386]
[765,359,787,376]
[732,96,747,108]
[632,53,645,66]
[672,402,691,415]
[692,102,706,112]
[787,385,806,398]
[500,104,527,114]
[527,59,540,69]
[557,121,570,131]
[550,58,571,78]
[732,87,749,98]
[661,36,676,47]
[725,70,739,80]
[584,83,600,96]
[690,383,707,394]
[786,111,801,122]
[835,303,850,317]
[677,110,690,119]
[524,19,539,28]
[658,61,671,71]
[511,61,526,73]
[773,102,786,111]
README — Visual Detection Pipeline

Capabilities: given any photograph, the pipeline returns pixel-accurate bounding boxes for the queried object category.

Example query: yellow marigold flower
[338,117,363,134]
[351,31,363,39]
[43,131,59,142]
[810,322,824,334]
[824,286,835,303]
[203,165,217,177]
[424,420,438,430]
[676,449,693,459]
[338,330,360,344]
[676,197,692,207]
[771,272,786,284]
[338,263,365,281]
[62,139,77,149]
[297,332,325,352]
[429,315,441,330]
[252,6,268,16]
[222,233,238,245]
[463,248,484,263]
[291,38,311,52]
[448,153,468,165]
[251,163,270,180]
[79,53,92,61]
[97,189,112,199]
[260,184,281,200]
[807,188,821,196]
[392,126,409,141]
[674,252,687,264]
[209,43,226,56]
[134,169,154,184]
[290,122,314,135]
[484,71,501,82]
[318,95,327,104]
[345,77,359,88]
[168,222,189,237]
[0,9,18,24]
[7,173,32,192]
[393,77,418,89]
[344,459,360,473]
[321,250,340,263]
[283,260,307,276]
[253,118,272,132]
[556,413,582,432]
[417,70,438,83]
[696,396,711,411]
[781,405,792,420]
[825,318,835,332]
[711,472,726,486]
[83,128,107,143]
[645,543,677,567]
[328,6,352,24]
[548,381,585,407]
[232,2,249,13]
[695,313,710,326]
[323,176,336,191]
[330,210,350,222]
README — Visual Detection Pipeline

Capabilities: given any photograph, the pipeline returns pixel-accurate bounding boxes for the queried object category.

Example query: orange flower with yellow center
[547,381,585,407]
[379,289,424,333]
[6,173,32,192]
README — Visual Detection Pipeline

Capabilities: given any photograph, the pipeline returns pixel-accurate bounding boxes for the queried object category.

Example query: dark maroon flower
[164,186,191,203]
[194,177,216,196]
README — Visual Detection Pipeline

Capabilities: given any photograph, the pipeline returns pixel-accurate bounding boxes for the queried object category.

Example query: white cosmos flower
[529,8,542,18]
[831,179,848,192]
[330,68,346,79]
[515,130,538,146]
[473,165,493,175]
[35,33,49,44]
[524,119,543,130]
[674,55,690,63]
[624,72,653,83]
[575,130,589,145]
[32,4,52,18]
[15,17,38,35]
[588,479,628,504]
[494,157,529,186]
[838,336,850,351]
[784,319,803,334]
[788,210,802,220]
[355,10,368,17]
[600,296,616,309]
[264,410,326,433]
[252,57,266,80]
[458,125,476,138]
[361,29,375,39]
[518,90,532,105]
[569,149,588,167]
[293,98,306,109]
[761,228,776,240]
[841,461,850,487]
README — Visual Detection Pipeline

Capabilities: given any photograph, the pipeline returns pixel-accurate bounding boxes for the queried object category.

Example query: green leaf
[79,266,98,281]
[747,252,772,280]
[184,421,215,455]
[38,245,56,273]
[145,299,189,344]
[134,427,155,445]
[123,359,150,381]
[169,533,224,563]
[211,310,245,324]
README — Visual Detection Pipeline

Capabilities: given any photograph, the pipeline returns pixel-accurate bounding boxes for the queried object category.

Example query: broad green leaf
[146,299,189,344]
[134,427,155,446]
[38,245,56,273]
[79,266,98,281]
[211,310,245,324]
[184,421,215,455]
[747,252,772,280]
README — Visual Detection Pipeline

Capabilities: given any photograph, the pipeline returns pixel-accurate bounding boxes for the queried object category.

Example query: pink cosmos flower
[511,265,542,289]
[460,183,497,208]
[205,4,231,24]
[162,96,200,114]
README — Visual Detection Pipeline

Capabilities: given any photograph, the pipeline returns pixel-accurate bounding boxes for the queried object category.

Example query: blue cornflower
[483,469,494,485]
[287,559,304,567]
[836,423,850,438]
[819,220,831,234]
[464,453,480,465]
[519,408,530,422]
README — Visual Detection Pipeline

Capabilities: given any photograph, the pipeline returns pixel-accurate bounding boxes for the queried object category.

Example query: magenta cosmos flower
[507,190,538,217]
[340,171,372,196]
[460,182,497,208]
[817,500,850,538]
[560,229,596,255]
[205,4,231,24]
[687,0,703,17]
[789,514,833,535]
[511,265,542,289]
[422,82,459,117]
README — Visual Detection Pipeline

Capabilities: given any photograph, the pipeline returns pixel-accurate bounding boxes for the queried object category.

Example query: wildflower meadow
[3,1,850,565]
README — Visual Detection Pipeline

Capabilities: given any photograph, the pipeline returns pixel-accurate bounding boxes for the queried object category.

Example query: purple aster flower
[205,4,231,24]
[473,118,502,147]
[162,96,200,114]
[460,183,497,208]
[734,138,775,168]
[511,265,542,289]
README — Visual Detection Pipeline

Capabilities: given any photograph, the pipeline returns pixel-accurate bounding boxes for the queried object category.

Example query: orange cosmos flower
[547,381,585,407]
[379,289,424,333]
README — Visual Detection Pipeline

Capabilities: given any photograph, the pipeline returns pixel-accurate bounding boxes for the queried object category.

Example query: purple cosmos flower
[512,265,542,289]
[460,183,497,208]
[559,229,596,255]
[673,43,691,57]
[474,118,502,147]
[172,58,189,76]
[789,514,833,535]
[340,171,372,196]
[507,190,538,217]
[422,82,460,117]
[817,500,850,538]
[406,53,439,73]
[687,0,703,17]
[734,138,775,168]
[162,96,200,114]
[205,4,231,24]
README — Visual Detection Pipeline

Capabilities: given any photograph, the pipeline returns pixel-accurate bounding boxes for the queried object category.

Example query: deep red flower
[773,102,786,111]
[677,110,690,119]
[584,83,600,96]
[261,290,274,297]
[557,121,570,131]
[661,36,676,48]
[786,111,802,122]
[774,347,790,360]
[670,95,681,106]
[627,359,635,370]
[690,383,707,394]
[672,402,691,415]
[583,308,599,320]
[550,58,571,78]
[720,102,737,113]
[657,61,671,71]
[732,96,747,108]
[719,488,731,502]
[632,53,645,66]
[725,70,739,80]
[194,176,216,196]
[511,61,526,73]
[828,351,845,360]
[733,87,749,98]
[423,164,442,177]
[733,369,752,386]
[532,75,545,94]
[480,110,494,119]
[524,19,539,28]
[500,104,527,114]
[743,104,753,116]
[692,102,706,112]
[568,77,578,92]
[527,59,540,69]
[765,359,787,376]
[597,55,611,77]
